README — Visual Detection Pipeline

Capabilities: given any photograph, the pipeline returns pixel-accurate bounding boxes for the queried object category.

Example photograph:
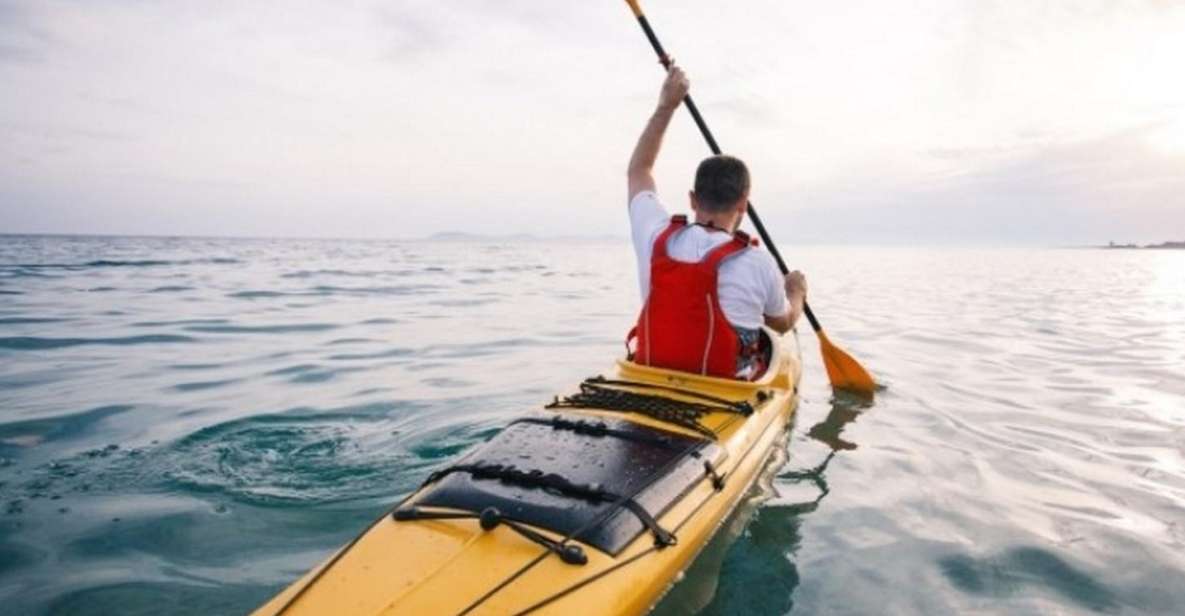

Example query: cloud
[375,7,447,63]
[773,125,1184,244]
[1,0,1183,242]
[0,1,51,64]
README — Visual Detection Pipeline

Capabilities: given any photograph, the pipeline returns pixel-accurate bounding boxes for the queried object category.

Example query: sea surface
[1,235,1183,615]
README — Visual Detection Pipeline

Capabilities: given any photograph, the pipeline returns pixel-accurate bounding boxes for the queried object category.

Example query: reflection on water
[2,236,1185,614]
[654,394,868,615]
[805,391,873,452]
[775,451,836,516]
[939,546,1118,612]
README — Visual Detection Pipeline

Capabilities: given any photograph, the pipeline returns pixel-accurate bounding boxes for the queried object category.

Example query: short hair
[693,155,750,212]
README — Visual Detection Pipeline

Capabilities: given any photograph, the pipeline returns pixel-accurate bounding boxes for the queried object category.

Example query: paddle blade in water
[817,330,876,395]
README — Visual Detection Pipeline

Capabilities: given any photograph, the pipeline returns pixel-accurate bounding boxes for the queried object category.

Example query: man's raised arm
[627,64,689,202]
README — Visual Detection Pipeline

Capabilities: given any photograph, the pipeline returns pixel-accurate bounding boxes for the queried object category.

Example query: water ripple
[161,413,410,505]
[0,317,74,326]
[1,239,1182,615]
[183,323,338,335]
[6,258,240,269]
[0,334,197,350]
[0,405,135,452]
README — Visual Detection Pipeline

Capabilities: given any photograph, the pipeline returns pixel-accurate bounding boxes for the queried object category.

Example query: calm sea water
[1,235,1183,615]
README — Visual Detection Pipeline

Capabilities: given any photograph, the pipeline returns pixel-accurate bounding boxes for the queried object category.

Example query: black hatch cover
[412,416,721,555]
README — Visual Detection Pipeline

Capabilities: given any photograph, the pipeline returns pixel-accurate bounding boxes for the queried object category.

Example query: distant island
[1101,241,1185,250]
[426,231,538,242]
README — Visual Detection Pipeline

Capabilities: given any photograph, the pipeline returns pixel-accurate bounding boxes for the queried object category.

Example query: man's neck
[693,212,738,233]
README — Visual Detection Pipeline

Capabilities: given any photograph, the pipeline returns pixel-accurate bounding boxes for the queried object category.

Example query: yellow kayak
[255,329,802,616]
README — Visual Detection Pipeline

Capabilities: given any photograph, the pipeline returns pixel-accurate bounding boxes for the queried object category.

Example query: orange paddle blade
[817,330,876,395]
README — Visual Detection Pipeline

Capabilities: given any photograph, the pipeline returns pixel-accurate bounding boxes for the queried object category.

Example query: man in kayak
[627,63,807,380]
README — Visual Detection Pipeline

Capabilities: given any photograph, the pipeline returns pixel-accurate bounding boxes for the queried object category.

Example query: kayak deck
[409,415,722,556]
[255,331,801,616]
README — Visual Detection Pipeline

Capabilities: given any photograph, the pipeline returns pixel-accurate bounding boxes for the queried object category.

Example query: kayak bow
[255,330,802,615]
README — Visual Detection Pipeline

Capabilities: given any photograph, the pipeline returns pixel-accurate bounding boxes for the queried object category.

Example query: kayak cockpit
[618,326,797,395]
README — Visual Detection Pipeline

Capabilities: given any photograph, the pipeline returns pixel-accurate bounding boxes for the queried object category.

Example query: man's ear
[688,190,700,213]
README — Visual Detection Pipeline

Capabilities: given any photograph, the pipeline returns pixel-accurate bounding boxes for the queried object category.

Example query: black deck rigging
[397,412,722,556]
[545,376,755,438]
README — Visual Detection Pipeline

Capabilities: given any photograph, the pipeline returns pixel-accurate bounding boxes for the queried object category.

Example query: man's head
[689,155,750,229]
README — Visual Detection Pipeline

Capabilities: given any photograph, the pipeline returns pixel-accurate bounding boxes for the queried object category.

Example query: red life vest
[629,215,752,378]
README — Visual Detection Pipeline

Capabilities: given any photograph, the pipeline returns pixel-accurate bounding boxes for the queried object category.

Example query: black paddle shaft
[630,11,824,333]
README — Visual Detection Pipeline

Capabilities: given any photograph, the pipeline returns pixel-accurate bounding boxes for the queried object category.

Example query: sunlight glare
[1147,116,1185,156]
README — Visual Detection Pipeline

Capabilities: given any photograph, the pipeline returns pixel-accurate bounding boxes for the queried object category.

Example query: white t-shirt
[629,191,787,330]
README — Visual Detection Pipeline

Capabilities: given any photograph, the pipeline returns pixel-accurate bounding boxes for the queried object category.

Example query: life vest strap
[700,231,751,271]
[650,215,688,261]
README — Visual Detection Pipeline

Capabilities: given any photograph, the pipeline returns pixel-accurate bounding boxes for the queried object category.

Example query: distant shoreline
[1099,241,1185,250]
[0,231,626,243]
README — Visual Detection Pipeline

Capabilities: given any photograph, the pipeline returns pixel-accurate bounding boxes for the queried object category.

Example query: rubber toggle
[704,461,726,491]
[392,507,419,521]
[479,507,502,531]
[653,528,678,548]
[560,544,588,565]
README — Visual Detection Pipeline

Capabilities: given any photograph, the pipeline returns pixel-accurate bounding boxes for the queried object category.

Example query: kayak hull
[255,331,802,616]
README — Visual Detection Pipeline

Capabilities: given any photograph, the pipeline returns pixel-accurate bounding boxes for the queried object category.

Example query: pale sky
[2,0,1183,244]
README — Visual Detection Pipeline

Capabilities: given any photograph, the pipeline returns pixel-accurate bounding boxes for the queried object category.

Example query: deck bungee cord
[579,375,762,411]
[546,376,758,439]
[446,428,754,615]
[404,378,759,556]
[398,460,680,563]
[444,381,753,615]
[516,415,695,451]
[447,444,718,615]
[503,396,791,616]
